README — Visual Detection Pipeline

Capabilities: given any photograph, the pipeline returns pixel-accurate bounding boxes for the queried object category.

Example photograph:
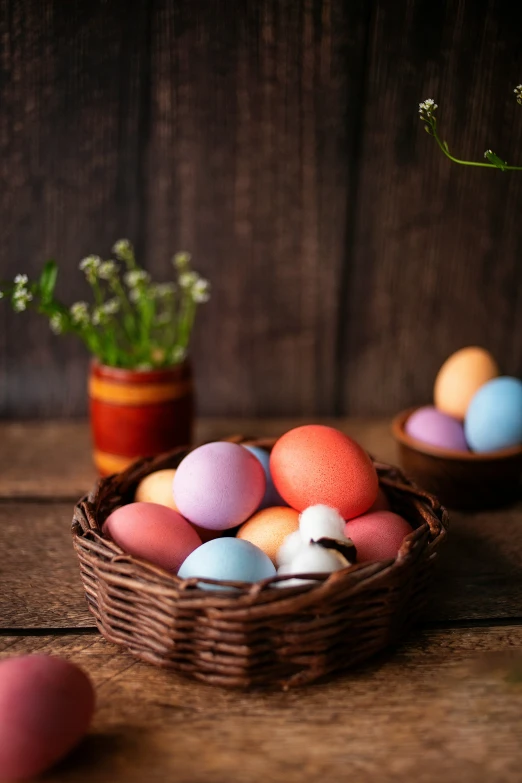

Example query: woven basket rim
[72,436,448,598]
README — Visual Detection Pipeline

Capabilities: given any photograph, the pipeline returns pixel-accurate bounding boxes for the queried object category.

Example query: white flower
[515,85,522,105]
[484,149,492,158]
[124,270,150,288]
[179,271,198,289]
[12,289,33,312]
[70,301,89,325]
[172,251,191,270]
[112,239,133,260]
[91,306,105,326]
[98,261,118,280]
[79,256,101,273]
[418,98,438,121]
[102,298,120,315]
[14,274,28,286]
[170,346,187,364]
[192,278,211,303]
[50,313,64,335]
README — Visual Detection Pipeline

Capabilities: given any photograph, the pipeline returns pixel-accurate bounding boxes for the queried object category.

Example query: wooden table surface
[2,418,522,782]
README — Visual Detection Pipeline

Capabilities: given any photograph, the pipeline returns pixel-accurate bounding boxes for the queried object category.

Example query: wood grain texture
[2,628,522,781]
[0,417,396,499]
[0,0,151,417]
[342,0,522,414]
[144,0,368,416]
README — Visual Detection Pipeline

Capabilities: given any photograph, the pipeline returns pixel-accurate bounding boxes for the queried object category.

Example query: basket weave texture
[72,436,448,690]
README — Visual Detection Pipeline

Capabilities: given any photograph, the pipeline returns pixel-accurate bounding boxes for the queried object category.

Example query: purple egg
[173,442,266,530]
[405,406,468,452]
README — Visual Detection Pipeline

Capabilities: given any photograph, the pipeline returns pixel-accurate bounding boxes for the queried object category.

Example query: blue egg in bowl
[465,377,522,453]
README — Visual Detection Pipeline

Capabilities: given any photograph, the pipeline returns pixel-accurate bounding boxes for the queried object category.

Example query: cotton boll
[299,504,347,544]
[291,543,349,574]
[276,530,306,567]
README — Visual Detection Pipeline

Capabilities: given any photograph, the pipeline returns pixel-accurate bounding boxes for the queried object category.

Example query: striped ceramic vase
[89,360,194,475]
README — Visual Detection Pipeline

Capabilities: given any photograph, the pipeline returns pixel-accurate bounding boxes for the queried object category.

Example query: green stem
[433,128,522,171]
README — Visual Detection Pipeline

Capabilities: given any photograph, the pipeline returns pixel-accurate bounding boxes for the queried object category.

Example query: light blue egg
[177,537,276,590]
[242,445,287,509]
[465,376,522,452]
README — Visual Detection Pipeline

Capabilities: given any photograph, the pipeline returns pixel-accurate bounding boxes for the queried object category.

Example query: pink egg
[173,442,266,530]
[345,511,414,563]
[0,655,95,782]
[103,502,202,572]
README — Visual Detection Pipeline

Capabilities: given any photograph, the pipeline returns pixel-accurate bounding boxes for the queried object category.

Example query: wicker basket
[72,436,448,690]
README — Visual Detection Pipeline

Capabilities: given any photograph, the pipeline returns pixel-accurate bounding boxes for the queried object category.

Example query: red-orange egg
[270,425,378,519]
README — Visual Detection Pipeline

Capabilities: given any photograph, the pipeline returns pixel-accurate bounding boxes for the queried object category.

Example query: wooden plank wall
[0,0,521,418]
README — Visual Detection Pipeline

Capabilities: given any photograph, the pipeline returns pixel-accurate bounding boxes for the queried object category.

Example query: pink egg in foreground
[405,406,468,451]
[345,511,414,563]
[0,655,95,782]
[173,442,266,530]
[103,502,202,572]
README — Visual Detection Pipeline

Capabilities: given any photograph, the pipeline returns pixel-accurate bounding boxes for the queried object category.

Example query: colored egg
[465,376,522,452]
[237,507,300,564]
[135,469,179,510]
[0,655,95,782]
[405,406,468,451]
[270,425,378,519]
[434,346,499,420]
[242,445,287,508]
[174,442,266,530]
[177,537,276,589]
[345,511,413,563]
[369,486,391,513]
[103,502,202,572]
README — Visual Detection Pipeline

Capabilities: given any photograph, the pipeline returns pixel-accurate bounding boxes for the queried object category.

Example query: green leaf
[39,260,58,304]
[484,150,507,171]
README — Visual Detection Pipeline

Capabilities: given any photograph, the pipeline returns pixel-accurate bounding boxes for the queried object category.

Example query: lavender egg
[405,406,468,452]
[174,442,266,530]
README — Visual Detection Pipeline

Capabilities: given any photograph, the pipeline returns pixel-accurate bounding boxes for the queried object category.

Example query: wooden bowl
[392,408,522,510]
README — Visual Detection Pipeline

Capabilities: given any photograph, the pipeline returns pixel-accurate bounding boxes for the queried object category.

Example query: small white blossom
[192,277,211,303]
[79,256,101,283]
[12,289,33,312]
[112,239,133,260]
[515,85,522,105]
[172,251,192,270]
[98,261,118,280]
[70,301,89,325]
[418,98,438,121]
[124,270,150,288]
[171,346,187,364]
[102,298,120,315]
[91,306,109,326]
[50,313,64,335]
[14,274,28,286]
[179,271,198,289]
[484,149,492,159]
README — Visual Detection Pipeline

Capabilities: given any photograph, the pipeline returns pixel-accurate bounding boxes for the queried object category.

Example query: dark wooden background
[1,0,522,418]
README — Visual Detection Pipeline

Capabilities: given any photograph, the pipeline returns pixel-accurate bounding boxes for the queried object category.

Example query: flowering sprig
[419,87,522,171]
[0,240,210,369]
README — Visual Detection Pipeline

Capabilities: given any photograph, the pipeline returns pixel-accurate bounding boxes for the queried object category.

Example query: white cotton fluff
[276,542,349,587]
[276,530,306,567]
[299,504,347,544]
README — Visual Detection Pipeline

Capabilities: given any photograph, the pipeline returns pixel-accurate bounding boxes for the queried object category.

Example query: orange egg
[237,507,300,564]
[135,469,179,511]
[270,425,378,519]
